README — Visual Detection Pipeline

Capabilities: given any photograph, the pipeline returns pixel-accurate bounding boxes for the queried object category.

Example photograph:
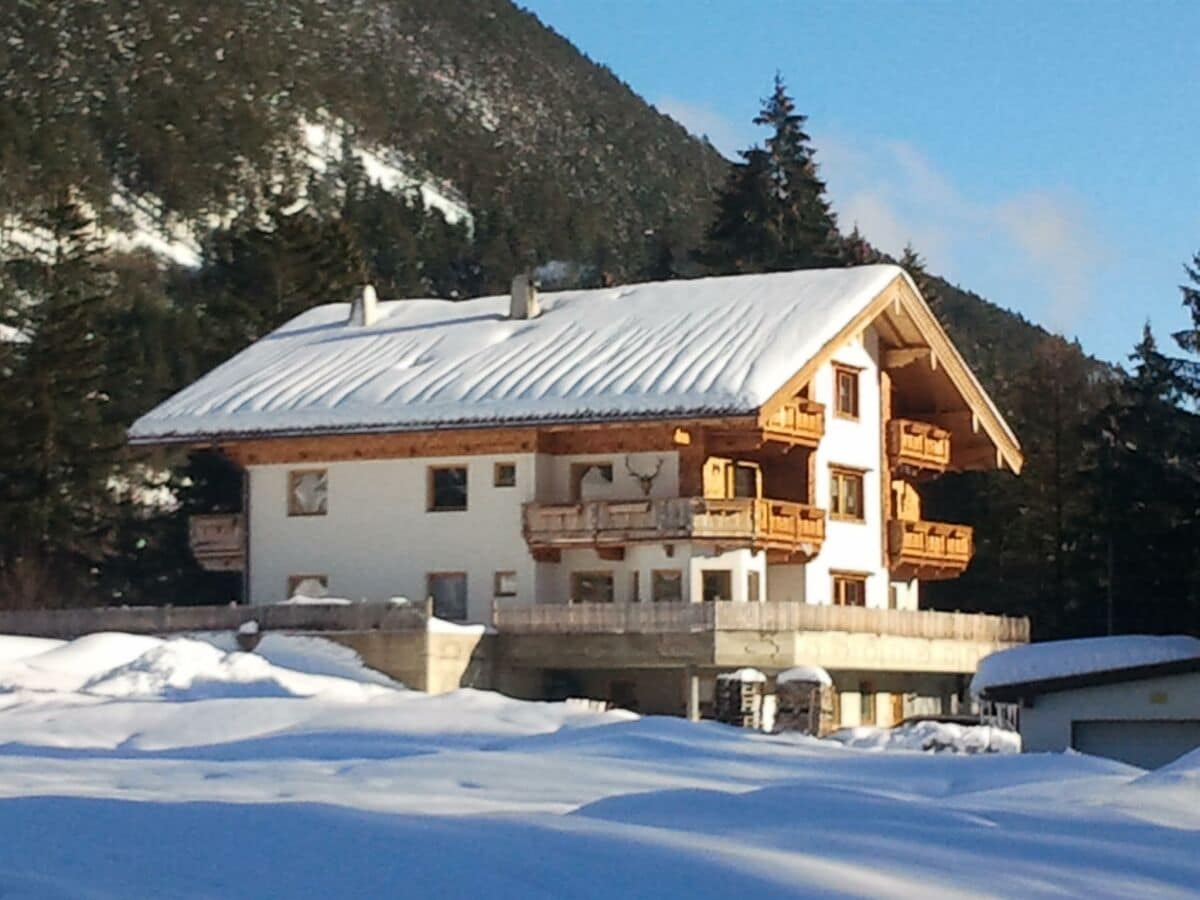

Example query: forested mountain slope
[1,0,725,274]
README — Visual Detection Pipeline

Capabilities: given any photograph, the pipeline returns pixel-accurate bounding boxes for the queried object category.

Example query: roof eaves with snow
[976,656,1200,702]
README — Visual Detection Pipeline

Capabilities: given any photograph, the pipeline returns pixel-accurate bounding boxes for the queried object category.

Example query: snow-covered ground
[0,633,1196,899]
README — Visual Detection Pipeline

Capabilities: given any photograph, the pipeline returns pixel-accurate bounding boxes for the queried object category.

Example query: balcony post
[684,664,701,721]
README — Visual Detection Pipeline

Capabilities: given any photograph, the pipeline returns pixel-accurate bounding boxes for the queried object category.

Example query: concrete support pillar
[685,665,700,721]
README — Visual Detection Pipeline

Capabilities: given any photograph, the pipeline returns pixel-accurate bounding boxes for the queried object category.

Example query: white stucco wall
[803,326,888,608]
[1018,672,1200,754]
[247,454,537,621]
[767,564,807,604]
[248,449,682,620]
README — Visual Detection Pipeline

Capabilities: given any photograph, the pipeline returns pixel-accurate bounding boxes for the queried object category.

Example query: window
[571,571,614,604]
[652,569,683,603]
[888,584,900,610]
[570,462,613,500]
[287,469,328,516]
[428,466,468,511]
[287,574,328,599]
[631,570,641,603]
[493,571,517,598]
[832,572,868,607]
[427,572,468,621]
[859,681,876,725]
[732,462,760,499]
[702,569,733,603]
[493,462,517,488]
[747,570,761,603]
[834,364,860,419]
[830,467,865,521]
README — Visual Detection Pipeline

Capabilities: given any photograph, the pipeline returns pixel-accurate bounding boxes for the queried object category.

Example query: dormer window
[834,363,860,419]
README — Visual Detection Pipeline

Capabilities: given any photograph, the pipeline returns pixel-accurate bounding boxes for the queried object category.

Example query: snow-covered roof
[129,266,905,442]
[777,665,833,687]
[717,667,767,683]
[972,635,1200,698]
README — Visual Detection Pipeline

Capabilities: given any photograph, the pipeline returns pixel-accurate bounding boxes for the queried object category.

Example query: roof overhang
[757,272,1024,474]
[978,656,1200,703]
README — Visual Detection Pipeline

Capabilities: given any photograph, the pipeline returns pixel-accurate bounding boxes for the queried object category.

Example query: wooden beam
[882,346,931,369]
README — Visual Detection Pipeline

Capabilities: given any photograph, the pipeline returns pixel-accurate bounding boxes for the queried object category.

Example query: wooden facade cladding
[708,399,824,453]
[887,418,952,473]
[888,519,973,581]
[213,419,748,466]
[188,514,246,572]
[523,497,826,561]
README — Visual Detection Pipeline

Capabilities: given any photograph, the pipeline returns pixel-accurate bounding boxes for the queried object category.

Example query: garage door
[1071,720,1200,770]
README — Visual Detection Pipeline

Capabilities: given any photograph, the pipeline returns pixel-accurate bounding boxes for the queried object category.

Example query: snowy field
[0,633,1197,899]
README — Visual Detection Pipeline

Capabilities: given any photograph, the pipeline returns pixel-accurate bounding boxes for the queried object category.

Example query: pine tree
[0,200,124,608]
[898,243,941,315]
[1173,249,1200,391]
[1088,325,1200,634]
[841,225,881,266]
[698,75,841,274]
[193,206,368,370]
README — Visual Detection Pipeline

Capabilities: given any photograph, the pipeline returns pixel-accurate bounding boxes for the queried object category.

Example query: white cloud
[816,134,1106,331]
[655,96,748,160]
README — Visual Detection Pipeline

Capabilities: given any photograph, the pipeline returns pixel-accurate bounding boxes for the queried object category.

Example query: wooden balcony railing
[493,600,1029,644]
[888,419,952,472]
[188,514,245,572]
[762,398,826,446]
[888,518,973,581]
[709,399,825,452]
[523,497,825,560]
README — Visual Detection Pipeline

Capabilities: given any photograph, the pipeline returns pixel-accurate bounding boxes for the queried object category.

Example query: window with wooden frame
[833,363,860,419]
[652,569,683,603]
[493,570,517,598]
[287,469,328,516]
[427,466,468,512]
[832,572,868,607]
[731,461,761,499]
[570,571,614,604]
[493,462,517,488]
[701,569,733,603]
[287,574,328,599]
[859,681,876,725]
[829,466,865,521]
[427,572,468,621]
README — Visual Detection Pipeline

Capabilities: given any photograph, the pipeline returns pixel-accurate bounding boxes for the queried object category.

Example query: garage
[972,635,1200,769]
[1071,719,1200,770]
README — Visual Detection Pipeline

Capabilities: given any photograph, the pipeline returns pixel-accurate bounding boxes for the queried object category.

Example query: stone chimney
[509,273,540,320]
[349,284,378,327]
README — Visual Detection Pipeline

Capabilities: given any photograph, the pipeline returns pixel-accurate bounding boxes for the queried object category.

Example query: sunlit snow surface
[0,632,1196,899]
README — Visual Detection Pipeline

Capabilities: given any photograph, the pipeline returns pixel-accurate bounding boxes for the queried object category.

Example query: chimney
[509,273,540,320]
[349,284,378,327]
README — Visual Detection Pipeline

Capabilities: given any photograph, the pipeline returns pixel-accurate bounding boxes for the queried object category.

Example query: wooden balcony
[888,418,951,472]
[709,399,825,452]
[523,497,825,561]
[189,514,245,572]
[888,519,973,581]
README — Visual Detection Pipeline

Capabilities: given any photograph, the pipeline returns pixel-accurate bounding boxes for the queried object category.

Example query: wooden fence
[492,601,1029,643]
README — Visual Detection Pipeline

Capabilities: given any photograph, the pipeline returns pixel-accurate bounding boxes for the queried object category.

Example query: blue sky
[521,0,1200,363]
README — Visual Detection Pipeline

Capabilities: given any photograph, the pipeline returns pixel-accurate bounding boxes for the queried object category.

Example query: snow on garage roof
[972,635,1200,699]
[130,265,906,442]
